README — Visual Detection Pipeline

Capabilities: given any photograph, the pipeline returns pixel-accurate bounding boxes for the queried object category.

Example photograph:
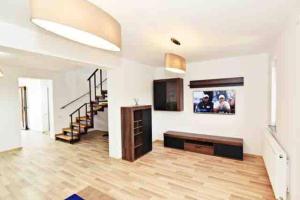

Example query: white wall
[271,7,300,200]
[153,54,269,155]
[107,59,154,158]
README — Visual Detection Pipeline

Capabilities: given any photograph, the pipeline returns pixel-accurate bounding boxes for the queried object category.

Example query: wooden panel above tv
[153,78,183,111]
[189,77,244,88]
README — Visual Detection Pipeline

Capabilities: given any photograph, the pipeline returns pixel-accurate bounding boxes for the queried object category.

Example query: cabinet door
[214,144,243,160]
[142,109,152,153]
[166,80,178,111]
[154,81,167,110]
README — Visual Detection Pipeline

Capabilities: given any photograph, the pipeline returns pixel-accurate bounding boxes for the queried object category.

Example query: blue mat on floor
[65,194,84,200]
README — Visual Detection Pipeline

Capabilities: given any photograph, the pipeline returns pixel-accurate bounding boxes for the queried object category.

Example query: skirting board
[0,147,23,154]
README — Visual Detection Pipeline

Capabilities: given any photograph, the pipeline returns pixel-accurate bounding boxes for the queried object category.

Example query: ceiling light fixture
[171,38,181,46]
[30,0,121,51]
[165,53,186,74]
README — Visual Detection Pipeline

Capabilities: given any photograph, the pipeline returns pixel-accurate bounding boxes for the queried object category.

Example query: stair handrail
[60,78,107,109]
[87,69,99,80]
[69,103,88,116]
[69,103,89,139]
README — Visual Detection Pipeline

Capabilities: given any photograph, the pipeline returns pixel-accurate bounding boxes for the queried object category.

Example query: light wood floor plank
[0,131,275,200]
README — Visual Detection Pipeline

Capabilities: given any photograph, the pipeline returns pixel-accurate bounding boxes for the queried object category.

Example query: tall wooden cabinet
[153,78,184,111]
[121,105,152,162]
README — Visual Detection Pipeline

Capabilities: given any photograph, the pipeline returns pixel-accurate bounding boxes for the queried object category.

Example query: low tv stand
[164,131,243,160]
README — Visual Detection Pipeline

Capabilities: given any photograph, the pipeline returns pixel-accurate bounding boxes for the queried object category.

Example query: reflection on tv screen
[193,90,236,115]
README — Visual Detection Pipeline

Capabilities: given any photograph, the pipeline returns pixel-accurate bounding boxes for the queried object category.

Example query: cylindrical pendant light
[165,53,186,74]
[30,0,121,51]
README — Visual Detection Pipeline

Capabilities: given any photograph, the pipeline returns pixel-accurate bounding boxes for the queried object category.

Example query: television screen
[193,90,236,114]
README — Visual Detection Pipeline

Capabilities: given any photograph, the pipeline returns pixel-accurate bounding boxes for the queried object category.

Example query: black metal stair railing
[60,68,106,143]
[69,103,89,142]
[87,69,105,128]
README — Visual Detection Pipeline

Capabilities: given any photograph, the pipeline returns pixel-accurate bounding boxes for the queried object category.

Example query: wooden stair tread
[63,128,80,134]
[72,123,90,128]
[55,134,79,141]
[76,116,91,120]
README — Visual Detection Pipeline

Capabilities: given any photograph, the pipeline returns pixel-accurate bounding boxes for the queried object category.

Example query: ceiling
[0,0,297,67]
[0,47,90,71]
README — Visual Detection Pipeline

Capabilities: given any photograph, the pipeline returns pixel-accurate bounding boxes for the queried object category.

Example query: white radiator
[262,129,288,200]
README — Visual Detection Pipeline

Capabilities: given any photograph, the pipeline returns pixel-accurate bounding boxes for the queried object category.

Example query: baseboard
[243,153,262,158]
[0,147,23,154]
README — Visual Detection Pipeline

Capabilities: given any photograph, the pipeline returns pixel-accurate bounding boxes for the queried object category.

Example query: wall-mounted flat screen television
[193,90,236,114]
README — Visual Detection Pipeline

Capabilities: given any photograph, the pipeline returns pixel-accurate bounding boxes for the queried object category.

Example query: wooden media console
[164,131,243,160]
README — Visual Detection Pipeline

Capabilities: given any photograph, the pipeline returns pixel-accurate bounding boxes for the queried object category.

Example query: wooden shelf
[134,126,143,129]
[134,143,143,149]
[189,77,244,88]
[121,105,152,162]
[134,132,143,136]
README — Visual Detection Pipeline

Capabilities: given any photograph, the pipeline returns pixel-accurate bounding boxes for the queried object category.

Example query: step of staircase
[71,122,91,128]
[55,133,79,142]
[76,116,91,121]
[63,128,80,134]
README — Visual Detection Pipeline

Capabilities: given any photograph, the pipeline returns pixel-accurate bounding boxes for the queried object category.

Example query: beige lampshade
[165,53,186,74]
[30,0,121,51]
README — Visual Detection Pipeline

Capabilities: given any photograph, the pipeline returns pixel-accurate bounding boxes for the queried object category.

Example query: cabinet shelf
[134,126,143,129]
[134,132,143,136]
[134,143,143,148]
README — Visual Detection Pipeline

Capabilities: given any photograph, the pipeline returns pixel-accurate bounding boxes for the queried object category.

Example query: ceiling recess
[171,38,181,46]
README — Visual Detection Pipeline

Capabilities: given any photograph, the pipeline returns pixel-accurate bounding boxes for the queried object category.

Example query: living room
[0,1,300,200]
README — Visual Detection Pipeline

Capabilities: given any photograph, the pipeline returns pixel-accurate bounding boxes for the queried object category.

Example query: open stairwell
[55,69,108,144]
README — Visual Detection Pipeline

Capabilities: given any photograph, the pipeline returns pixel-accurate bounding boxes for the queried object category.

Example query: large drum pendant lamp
[165,53,186,74]
[30,0,121,51]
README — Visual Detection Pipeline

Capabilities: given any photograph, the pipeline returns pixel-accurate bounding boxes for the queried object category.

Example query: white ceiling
[0,0,297,67]
[0,47,90,71]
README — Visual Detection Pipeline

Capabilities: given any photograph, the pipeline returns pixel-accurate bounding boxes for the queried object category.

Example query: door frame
[19,86,29,130]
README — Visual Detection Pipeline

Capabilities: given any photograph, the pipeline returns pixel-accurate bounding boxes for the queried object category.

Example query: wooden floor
[0,131,275,200]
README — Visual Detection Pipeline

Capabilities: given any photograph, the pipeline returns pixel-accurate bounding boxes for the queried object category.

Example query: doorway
[18,78,54,135]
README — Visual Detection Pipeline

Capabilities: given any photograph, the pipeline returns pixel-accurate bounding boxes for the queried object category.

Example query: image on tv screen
[193,90,236,114]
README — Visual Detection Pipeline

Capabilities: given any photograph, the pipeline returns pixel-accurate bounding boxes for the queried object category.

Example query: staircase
[55,69,108,144]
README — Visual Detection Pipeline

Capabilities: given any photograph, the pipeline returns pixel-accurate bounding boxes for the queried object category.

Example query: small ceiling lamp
[165,53,186,74]
[30,0,121,51]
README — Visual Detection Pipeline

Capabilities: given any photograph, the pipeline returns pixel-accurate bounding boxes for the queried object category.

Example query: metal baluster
[78,109,81,140]
[70,115,73,143]
[100,69,103,97]
[94,74,97,101]
[89,79,92,103]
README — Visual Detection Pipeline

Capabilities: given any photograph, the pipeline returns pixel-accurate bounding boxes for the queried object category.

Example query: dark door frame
[19,86,29,130]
